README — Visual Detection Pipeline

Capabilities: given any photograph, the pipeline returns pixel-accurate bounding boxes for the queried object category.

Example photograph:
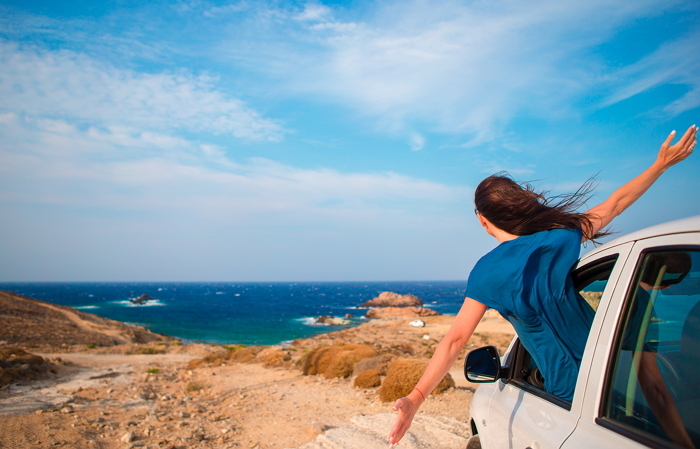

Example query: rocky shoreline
[0,290,514,449]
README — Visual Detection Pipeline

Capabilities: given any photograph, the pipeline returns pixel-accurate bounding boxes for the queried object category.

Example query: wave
[296,317,327,326]
[76,305,99,309]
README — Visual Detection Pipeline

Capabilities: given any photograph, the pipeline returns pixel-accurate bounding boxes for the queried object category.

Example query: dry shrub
[262,350,292,367]
[135,347,165,355]
[353,354,394,377]
[187,345,273,369]
[303,343,378,378]
[187,353,227,370]
[231,346,266,363]
[185,381,205,393]
[354,369,381,388]
[379,358,454,402]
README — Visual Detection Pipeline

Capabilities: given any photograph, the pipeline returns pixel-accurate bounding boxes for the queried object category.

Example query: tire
[466,434,481,449]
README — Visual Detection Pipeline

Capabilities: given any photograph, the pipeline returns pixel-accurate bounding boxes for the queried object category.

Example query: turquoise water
[0,282,466,345]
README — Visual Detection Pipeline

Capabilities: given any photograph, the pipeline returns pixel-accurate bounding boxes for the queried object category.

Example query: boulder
[365,307,441,319]
[360,292,423,308]
[353,354,394,376]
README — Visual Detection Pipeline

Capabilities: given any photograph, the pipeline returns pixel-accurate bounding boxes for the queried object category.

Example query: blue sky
[0,0,698,282]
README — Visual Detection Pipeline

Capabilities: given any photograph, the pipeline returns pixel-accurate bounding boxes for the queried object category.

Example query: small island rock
[360,292,423,308]
[130,294,153,305]
[315,316,352,326]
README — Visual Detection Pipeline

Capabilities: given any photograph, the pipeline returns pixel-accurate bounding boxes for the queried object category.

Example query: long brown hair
[474,172,609,242]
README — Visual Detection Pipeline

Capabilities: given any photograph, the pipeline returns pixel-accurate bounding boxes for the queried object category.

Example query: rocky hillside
[0,291,178,351]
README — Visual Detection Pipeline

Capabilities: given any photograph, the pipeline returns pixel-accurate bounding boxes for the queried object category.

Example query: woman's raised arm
[387,297,487,446]
[585,125,697,240]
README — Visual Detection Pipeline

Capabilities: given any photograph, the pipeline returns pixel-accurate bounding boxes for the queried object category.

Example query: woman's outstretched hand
[657,125,697,170]
[388,395,421,446]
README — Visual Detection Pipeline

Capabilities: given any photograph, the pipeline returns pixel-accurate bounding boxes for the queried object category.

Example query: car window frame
[595,244,700,449]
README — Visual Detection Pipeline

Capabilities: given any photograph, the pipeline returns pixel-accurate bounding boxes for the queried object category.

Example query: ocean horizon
[0,281,467,346]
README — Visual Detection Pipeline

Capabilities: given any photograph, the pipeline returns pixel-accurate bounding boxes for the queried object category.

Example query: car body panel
[486,381,579,449]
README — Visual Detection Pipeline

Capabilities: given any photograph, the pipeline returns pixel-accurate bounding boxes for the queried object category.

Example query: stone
[305,423,331,436]
[120,432,135,443]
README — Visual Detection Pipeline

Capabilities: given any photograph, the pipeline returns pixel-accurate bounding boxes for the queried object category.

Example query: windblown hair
[474,172,610,242]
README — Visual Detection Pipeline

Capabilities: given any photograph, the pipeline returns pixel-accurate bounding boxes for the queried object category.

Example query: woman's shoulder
[532,227,581,245]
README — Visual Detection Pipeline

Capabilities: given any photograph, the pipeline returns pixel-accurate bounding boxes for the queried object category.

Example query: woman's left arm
[585,125,697,240]
[387,297,487,446]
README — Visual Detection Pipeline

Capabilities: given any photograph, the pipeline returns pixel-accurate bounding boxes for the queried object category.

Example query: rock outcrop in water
[130,294,153,305]
[360,291,440,318]
[360,291,423,308]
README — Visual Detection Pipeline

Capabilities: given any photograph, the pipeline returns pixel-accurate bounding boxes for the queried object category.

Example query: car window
[573,255,619,312]
[602,248,700,448]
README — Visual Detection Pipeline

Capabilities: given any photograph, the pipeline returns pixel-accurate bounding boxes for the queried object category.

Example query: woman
[388,125,698,446]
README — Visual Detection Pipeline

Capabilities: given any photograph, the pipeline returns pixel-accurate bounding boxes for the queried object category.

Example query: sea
[0,282,467,346]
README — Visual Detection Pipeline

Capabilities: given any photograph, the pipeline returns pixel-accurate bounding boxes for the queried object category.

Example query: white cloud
[601,30,700,116]
[409,132,425,151]
[257,0,691,142]
[294,3,332,22]
[203,2,250,17]
[0,116,467,227]
[0,40,286,142]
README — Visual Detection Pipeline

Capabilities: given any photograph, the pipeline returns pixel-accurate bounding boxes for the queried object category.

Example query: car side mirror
[464,345,504,383]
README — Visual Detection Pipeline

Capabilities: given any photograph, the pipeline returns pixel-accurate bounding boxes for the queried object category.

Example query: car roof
[583,215,700,259]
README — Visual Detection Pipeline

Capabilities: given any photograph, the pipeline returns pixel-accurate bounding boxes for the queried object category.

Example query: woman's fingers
[392,397,406,412]
[674,125,697,151]
[388,397,411,446]
[659,125,697,167]
[662,129,677,149]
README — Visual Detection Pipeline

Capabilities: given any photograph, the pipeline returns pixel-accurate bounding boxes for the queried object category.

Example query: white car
[465,216,700,449]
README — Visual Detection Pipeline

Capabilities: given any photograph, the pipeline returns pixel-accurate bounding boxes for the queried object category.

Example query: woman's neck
[492,228,519,243]
[478,213,520,243]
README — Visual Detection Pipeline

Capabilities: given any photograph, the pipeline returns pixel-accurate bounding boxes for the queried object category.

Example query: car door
[484,242,633,449]
[563,232,700,449]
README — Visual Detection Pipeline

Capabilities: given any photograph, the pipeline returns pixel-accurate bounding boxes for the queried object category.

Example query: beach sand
[0,293,514,449]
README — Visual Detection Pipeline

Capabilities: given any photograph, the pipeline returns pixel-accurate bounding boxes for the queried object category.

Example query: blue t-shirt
[465,228,594,401]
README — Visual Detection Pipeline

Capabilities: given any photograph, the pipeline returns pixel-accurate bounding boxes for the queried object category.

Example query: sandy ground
[0,311,514,449]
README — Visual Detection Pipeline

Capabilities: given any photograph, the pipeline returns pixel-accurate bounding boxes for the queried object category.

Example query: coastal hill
[0,291,178,350]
